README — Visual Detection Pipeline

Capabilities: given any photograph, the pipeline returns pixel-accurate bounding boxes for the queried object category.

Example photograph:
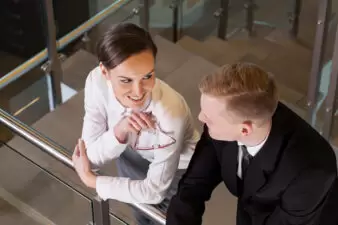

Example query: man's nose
[198,112,205,123]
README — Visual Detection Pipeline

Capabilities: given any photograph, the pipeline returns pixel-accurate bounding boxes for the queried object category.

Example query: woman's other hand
[72,139,96,189]
[114,112,155,143]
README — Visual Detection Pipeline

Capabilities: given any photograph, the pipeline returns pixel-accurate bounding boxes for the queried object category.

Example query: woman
[72,23,199,224]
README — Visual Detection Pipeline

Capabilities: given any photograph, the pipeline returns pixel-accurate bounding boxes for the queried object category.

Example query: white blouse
[81,67,199,204]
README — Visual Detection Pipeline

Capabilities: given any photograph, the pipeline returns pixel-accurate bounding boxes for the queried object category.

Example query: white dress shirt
[81,67,199,204]
[237,137,268,179]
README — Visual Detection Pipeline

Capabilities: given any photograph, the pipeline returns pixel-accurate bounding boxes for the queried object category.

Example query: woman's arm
[81,72,127,166]
[95,111,192,204]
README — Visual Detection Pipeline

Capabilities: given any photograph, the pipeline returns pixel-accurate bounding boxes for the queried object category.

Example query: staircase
[1,0,338,223]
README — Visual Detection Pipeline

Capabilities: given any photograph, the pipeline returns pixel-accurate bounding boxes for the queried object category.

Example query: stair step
[204,36,278,63]
[0,144,92,225]
[261,50,311,95]
[203,37,250,65]
[0,195,43,225]
[176,36,224,63]
[154,35,193,79]
[205,33,312,96]
[62,49,98,91]
[163,55,219,132]
[265,29,313,56]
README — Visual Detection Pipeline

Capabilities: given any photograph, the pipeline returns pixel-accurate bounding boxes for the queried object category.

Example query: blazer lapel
[214,141,239,196]
[241,134,283,201]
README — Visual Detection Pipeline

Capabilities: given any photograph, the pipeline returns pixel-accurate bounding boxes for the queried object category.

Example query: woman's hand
[114,112,155,143]
[72,139,96,189]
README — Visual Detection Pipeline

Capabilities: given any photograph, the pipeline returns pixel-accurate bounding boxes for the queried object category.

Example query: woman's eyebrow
[117,69,155,79]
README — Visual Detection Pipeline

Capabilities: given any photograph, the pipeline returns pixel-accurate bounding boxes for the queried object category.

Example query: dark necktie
[241,145,253,178]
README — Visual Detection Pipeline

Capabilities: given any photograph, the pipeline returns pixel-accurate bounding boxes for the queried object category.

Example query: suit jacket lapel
[213,141,239,196]
[241,134,283,201]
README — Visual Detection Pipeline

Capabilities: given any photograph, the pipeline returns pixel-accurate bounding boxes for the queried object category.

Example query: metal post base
[225,0,276,40]
[92,196,110,225]
[226,21,276,40]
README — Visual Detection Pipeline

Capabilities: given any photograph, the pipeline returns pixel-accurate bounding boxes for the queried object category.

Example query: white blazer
[82,67,199,203]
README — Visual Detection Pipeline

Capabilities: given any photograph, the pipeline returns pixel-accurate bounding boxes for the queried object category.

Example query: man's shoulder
[275,118,335,179]
[264,102,336,180]
[275,102,332,152]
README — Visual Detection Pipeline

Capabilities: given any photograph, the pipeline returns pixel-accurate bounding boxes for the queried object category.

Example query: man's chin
[208,130,220,140]
[208,131,233,142]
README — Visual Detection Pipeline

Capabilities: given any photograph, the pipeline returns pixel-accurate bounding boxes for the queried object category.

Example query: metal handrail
[0,108,73,167]
[0,0,131,90]
[0,108,166,224]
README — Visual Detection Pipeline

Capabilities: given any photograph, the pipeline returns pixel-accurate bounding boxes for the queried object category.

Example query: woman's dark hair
[96,23,157,69]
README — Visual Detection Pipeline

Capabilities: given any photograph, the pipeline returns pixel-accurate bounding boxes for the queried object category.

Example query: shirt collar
[237,134,268,157]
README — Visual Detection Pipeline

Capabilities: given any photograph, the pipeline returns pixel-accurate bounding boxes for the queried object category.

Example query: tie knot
[240,145,252,159]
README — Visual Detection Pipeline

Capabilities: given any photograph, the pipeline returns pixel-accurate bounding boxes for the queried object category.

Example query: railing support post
[139,0,150,31]
[306,0,331,127]
[42,0,63,109]
[322,25,338,140]
[92,196,110,225]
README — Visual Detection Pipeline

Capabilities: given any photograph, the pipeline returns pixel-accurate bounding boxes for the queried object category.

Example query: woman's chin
[127,99,146,109]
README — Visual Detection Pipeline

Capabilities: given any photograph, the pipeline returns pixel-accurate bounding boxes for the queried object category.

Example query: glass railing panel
[0,134,93,225]
[147,0,175,41]
[110,212,129,225]
[320,21,338,146]
[177,0,220,41]
[89,0,127,16]
[224,0,323,121]
[52,0,91,40]
[0,63,50,134]
[0,0,47,74]
[289,0,336,142]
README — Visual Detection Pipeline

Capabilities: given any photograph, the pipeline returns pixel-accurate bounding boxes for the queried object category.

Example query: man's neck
[240,120,272,147]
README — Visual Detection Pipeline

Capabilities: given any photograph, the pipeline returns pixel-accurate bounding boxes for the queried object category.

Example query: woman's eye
[143,74,153,80]
[120,79,132,83]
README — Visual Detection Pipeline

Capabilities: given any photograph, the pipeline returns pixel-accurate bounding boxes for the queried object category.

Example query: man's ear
[241,121,253,136]
[99,62,109,80]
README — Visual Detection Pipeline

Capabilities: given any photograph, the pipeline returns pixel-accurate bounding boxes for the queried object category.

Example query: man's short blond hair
[199,62,278,122]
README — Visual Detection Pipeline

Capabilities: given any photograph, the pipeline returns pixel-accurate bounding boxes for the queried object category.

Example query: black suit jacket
[167,103,338,225]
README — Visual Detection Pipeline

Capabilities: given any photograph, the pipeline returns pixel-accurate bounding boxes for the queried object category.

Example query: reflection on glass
[0,141,92,225]
[178,0,219,40]
[0,66,50,127]
[110,211,129,225]
[0,1,46,72]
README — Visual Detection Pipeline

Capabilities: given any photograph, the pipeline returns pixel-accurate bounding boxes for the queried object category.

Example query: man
[166,62,338,225]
